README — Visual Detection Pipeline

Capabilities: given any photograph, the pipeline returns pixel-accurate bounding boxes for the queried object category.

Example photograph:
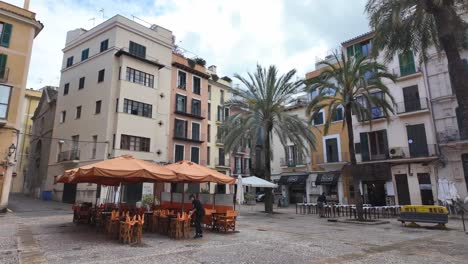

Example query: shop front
[352,163,393,206]
[314,172,340,203]
[278,173,308,204]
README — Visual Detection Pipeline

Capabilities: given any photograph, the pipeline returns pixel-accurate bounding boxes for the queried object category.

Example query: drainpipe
[422,59,440,200]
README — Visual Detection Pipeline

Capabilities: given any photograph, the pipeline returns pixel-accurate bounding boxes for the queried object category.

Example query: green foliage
[244,193,255,202]
[200,188,210,194]
[306,52,396,135]
[194,57,206,67]
[219,65,316,159]
[365,0,468,62]
[141,194,154,206]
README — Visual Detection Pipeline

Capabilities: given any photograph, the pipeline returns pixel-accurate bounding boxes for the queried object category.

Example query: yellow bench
[398,205,448,228]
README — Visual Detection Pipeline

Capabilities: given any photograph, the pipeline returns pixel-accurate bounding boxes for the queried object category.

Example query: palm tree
[219,65,316,213]
[365,0,468,138]
[306,53,396,220]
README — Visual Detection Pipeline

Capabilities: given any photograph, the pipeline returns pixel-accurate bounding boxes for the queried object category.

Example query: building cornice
[0,9,43,36]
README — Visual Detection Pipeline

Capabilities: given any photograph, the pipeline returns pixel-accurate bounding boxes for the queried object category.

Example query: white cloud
[4,0,369,89]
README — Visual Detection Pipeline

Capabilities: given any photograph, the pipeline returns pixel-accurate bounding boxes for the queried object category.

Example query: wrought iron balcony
[58,149,80,162]
[280,157,306,167]
[395,97,429,114]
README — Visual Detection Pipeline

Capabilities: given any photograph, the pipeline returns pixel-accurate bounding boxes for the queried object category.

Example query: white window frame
[322,134,342,163]
[174,144,185,162]
[0,84,11,119]
[191,121,201,140]
[177,69,187,89]
[190,145,200,164]
[60,111,66,123]
[313,109,325,125]
[192,75,202,94]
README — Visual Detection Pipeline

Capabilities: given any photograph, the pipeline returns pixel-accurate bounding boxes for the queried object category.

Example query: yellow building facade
[0,1,42,211]
[10,88,41,193]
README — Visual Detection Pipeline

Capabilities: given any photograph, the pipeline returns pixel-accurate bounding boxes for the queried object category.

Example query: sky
[7,0,370,89]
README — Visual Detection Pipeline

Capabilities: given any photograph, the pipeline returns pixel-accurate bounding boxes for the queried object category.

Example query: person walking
[189,194,205,238]
[317,192,327,217]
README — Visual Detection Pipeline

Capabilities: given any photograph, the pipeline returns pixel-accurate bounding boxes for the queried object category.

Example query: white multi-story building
[47,15,174,203]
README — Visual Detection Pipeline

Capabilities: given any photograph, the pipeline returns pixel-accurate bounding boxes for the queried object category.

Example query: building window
[123,98,152,118]
[95,100,102,114]
[98,69,105,83]
[207,124,211,142]
[398,50,416,76]
[75,106,81,119]
[193,76,201,94]
[60,111,66,123]
[0,84,11,119]
[192,122,200,141]
[176,94,187,113]
[191,99,201,116]
[129,41,146,58]
[208,103,211,120]
[218,148,225,166]
[174,145,184,162]
[191,147,200,164]
[66,56,74,68]
[64,83,69,95]
[333,107,343,121]
[120,134,150,152]
[208,85,211,100]
[174,119,188,138]
[0,22,12,48]
[125,67,154,88]
[92,135,97,159]
[100,39,109,52]
[0,53,7,80]
[347,39,372,59]
[220,90,224,104]
[177,70,186,89]
[357,92,385,120]
[217,106,224,122]
[81,48,89,61]
[313,111,324,125]
[224,108,230,119]
[360,129,388,161]
[79,77,85,89]
[207,146,211,165]
[235,157,242,174]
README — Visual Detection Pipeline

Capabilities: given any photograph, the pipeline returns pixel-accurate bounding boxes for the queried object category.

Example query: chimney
[23,0,30,10]
[208,65,217,74]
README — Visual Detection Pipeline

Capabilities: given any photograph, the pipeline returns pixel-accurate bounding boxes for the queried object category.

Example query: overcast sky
[7,0,369,89]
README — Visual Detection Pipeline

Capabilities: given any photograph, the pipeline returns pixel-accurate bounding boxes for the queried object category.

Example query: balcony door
[325,138,339,162]
[406,124,428,157]
[395,174,411,205]
[403,85,421,112]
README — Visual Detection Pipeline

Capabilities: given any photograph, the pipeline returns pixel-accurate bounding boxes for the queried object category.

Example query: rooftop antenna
[99,8,105,20]
[89,17,96,27]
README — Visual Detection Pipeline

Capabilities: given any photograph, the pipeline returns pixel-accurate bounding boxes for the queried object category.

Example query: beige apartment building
[47,15,173,203]
[0,0,42,211]
[10,88,41,193]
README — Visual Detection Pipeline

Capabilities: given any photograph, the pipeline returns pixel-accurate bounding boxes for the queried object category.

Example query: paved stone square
[1,194,467,264]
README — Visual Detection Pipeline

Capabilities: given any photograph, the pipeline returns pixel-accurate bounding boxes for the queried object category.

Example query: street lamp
[8,143,16,157]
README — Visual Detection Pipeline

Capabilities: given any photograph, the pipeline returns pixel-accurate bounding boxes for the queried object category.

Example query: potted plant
[194,57,206,67]
[141,194,154,210]
[188,58,196,68]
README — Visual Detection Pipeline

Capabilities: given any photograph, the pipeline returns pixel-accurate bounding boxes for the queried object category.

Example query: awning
[278,174,308,185]
[315,172,339,185]
[237,176,277,188]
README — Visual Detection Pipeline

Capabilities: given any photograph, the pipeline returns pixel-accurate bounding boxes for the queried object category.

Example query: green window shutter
[0,54,7,79]
[354,44,361,58]
[1,23,12,48]
[382,130,389,159]
[399,50,416,76]
[347,46,354,57]
[360,132,370,161]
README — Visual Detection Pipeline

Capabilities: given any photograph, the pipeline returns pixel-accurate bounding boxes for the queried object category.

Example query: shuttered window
[0,23,12,48]
[0,54,7,80]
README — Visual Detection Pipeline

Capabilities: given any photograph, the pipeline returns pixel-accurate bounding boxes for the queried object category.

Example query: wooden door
[395,174,411,205]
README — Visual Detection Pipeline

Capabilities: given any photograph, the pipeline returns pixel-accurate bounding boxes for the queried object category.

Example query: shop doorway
[62,183,77,204]
[395,174,411,205]
[289,185,306,203]
[417,173,434,205]
[362,181,386,206]
[124,183,143,204]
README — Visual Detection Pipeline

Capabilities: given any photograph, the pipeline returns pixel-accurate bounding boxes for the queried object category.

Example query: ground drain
[257,229,268,232]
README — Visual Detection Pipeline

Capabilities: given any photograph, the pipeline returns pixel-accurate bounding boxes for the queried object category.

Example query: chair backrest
[205,209,216,216]
[226,210,237,217]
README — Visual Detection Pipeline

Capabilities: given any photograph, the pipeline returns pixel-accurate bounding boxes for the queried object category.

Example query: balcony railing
[0,67,9,83]
[395,97,429,114]
[234,167,250,175]
[58,149,80,162]
[392,64,419,78]
[174,109,206,119]
[280,157,306,167]
[312,152,350,164]
[173,132,205,143]
[362,144,437,161]
[215,158,228,167]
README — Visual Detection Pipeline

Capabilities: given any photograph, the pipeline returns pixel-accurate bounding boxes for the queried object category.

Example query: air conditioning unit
[389,147,405,159]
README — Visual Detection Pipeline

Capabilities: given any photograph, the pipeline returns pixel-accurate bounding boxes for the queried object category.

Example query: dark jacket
[317,195,327,203]
[192,199,205,216]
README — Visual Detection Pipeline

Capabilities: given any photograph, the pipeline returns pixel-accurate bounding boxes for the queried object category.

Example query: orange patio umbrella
[164,160,235,184]
[62,155,177,186]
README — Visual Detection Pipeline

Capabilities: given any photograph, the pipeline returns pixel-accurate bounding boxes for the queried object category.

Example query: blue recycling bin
[42,191,52,201]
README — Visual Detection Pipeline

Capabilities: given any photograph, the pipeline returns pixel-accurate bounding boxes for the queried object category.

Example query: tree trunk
[431,5,468,139]
[345,105,364,221]
[263,126,273,213]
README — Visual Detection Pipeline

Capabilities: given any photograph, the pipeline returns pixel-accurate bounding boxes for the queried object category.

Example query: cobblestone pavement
[1,194,467,264]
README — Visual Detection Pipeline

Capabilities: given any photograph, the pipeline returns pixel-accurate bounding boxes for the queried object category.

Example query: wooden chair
[132,214,144,244]
[106,210,120,239]
[183,213,192,239]
[202,209,216,229]
[169,214,183,240]
[216,210,238,233]
[119,215,136,244]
